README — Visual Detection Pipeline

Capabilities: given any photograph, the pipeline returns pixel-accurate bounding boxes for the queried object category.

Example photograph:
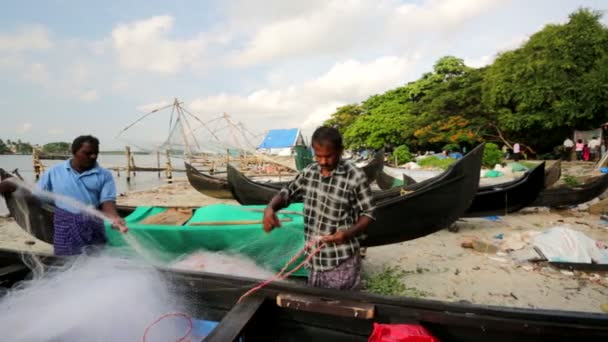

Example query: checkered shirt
[279,160,376,271]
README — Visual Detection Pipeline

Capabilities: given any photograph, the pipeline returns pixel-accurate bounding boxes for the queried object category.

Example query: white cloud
[190,55,416,132]
[465,55,493,68]
[23,62,50,85]
[111,16,209,73]
[16,122,32,133]
[0,25,53,52]
[79,90,99,102]
[231,0,509,66]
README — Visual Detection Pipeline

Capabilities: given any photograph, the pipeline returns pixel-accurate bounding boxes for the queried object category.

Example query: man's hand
[262,207,281,233]
[110,217,128,233]
[321,230,349,245]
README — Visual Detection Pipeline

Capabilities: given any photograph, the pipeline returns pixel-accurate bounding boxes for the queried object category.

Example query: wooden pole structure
[32,148,41,180]
[157,150,161,178]
[165,150,173,184]
[125,146,132,183]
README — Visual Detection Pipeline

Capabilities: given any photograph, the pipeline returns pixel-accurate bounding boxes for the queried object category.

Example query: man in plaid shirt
[263,126,376,290]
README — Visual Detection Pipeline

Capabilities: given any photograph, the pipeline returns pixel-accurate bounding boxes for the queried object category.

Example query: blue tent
[257,128,304,149]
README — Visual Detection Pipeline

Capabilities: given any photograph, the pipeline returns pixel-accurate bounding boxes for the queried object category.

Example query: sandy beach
[1,174,607,314]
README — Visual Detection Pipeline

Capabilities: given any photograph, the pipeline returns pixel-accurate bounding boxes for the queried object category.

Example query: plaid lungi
[307,254,361,290]
[53,207,107,256]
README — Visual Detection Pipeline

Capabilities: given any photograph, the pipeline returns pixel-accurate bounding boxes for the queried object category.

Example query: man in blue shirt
[37,135,127,255]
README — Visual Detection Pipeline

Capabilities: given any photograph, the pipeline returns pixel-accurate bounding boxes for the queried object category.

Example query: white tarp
[533,226,608,264]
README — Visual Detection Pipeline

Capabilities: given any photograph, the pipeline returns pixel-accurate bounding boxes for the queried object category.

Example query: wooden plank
[139,208,193,225]
[203,295,265,342]
[276,293,375,319]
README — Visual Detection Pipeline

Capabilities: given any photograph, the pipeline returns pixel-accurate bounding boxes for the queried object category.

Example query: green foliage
[0,139,10,154]
[392,145,412,165]
[483,8,608,148]
[483,143,503,167]
[418,156,455,170]
[324,8,608,154]
[323,104,364,134]
[563,175,581,187]
[42,142,70,154]
[442,143,460,152]
[363,266,429,297]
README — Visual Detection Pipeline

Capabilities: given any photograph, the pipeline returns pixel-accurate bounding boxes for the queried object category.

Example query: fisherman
[36,135,127,255]
[589,136,601,162]
[262,126,375,290]
[562,137,574,161]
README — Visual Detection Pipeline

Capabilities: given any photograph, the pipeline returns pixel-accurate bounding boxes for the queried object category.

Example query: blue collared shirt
[36,159,117,213]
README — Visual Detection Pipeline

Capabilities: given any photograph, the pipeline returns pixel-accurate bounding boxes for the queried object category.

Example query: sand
[1,174,607,314]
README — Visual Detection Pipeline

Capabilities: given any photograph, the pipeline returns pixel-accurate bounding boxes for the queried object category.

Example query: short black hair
[72,135,100,154]
[311,126,343,149]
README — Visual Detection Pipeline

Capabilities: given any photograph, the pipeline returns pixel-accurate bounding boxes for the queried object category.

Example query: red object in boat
[368,323,440,342]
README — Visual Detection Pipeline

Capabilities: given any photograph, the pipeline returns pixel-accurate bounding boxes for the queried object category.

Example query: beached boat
[185,162,248,199]
[2,145,482,249]
[187,150,384,200]
[0,248,606,341]
[464,162,546,217]
[530,172,608,208]
[227,144,484,246]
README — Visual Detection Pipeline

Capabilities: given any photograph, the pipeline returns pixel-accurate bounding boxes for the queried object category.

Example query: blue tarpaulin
[257,128,301,149]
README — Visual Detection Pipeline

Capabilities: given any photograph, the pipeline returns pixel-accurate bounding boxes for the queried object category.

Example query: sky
[0,0,607,150]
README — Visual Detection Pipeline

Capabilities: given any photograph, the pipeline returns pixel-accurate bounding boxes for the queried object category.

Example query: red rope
[142,312,193,342]
[237,239,326,303]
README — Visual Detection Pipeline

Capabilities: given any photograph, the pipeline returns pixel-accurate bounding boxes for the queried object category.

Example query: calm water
[0,154,186,215]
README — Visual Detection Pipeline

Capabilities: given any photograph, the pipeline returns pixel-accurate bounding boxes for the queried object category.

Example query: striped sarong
[53,207,107,256]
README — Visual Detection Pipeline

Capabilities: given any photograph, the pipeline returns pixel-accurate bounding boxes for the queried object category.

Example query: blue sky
[1,0,606,150]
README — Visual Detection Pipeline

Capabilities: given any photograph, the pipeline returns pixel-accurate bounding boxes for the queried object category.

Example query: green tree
[483,143,503,167]
[42,142,71,154]
[0,139,10,154]
[392,145,412,165]
[323,104,363,134]
[483,8,608,149]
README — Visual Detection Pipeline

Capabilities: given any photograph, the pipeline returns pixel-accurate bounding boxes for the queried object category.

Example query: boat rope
[142,312,193,342]
[237,238,326,303]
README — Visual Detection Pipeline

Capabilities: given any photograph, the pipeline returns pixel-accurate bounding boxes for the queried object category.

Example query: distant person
[36,135,127,255]
[575,139,584,161]
[589,136,601,161]
[583,144,590,162]
[513,142,521,161]
[501,145,509,159]
[563,137,574,161]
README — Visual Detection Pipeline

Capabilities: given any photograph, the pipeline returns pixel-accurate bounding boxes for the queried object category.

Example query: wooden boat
[185,162,237,199]
[464,162,546,217]
[530,172,608,208]
[0,249,606,341]
[228,144,484,246]
[375,169,417,190]
[188,150,384,200]
[2,145,482,249]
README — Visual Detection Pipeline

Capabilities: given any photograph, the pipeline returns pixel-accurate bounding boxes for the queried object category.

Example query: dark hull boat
[375,169,417,190]
[530,173,608,208]
[186,151,383,200]
[2,145,482,248]
[464,162,546,217]
[228,144,484,246]
[0,249,606,341]
[185,162,248,199]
